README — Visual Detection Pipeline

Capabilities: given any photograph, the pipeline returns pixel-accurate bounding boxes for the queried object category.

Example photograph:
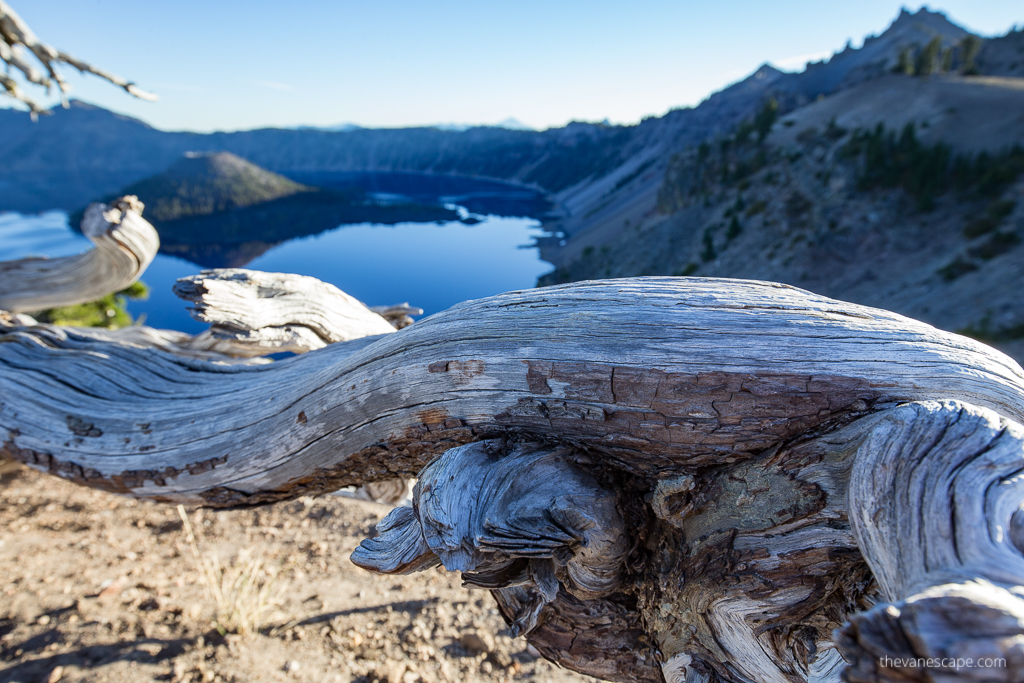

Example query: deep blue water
[0,177,554,333]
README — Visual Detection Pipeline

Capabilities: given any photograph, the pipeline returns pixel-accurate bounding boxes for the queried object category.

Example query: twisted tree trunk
[4,270,1024,682]
[0,196,157,312]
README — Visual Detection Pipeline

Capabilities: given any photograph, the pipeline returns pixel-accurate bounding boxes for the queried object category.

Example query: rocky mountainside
[541,73,1024,362]
[0,9,978,215]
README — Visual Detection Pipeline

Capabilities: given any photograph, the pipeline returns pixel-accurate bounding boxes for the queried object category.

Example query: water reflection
[0,212,552,333]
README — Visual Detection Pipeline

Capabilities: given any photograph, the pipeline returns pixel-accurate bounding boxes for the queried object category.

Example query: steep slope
[976,27,1024,77]
[531,7,980,259]
[771,75,1024,154]
[541,73,1024,363]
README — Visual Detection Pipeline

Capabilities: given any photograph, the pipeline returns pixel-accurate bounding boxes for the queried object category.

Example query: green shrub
[701,228,716,262]
[35,281,149,328]
[745,200,768,217]
[726,216,742,241]
[844,123,950,210]
[916,37,942,76]
[958,319,1024,343]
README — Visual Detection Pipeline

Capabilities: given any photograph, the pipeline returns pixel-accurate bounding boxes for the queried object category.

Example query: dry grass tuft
[177,505,285,636]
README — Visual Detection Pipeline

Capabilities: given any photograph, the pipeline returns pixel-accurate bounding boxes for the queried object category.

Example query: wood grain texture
[352,441,629,633]
[172,269,397,356]
[3,278,1024,506]
[0,196,158,313]
[352,439,648,682]
[838,400,1024,682]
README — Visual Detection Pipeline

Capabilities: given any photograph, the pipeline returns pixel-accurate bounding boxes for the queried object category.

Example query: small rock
[284,660,301,673]
[36,614,50,625]
[47,666,64,683]
[459,629,494,653]
[386,662,407,683]
[489,650,513,668]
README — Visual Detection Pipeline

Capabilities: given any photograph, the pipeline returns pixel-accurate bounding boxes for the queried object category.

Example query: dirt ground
[0,464,595,683]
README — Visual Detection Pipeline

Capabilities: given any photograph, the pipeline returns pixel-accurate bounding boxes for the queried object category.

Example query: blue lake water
[0,210,553,333]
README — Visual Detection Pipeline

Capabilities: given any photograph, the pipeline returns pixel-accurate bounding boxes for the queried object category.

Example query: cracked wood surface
[172,269,398,356]
[0,196,157,313]
[2,278,1024,506]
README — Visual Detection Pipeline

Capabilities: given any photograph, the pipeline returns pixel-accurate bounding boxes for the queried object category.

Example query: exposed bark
[3,278,1023,507]
[0,196,158,313]
[352,441,630,632]
[349,400,1024,682]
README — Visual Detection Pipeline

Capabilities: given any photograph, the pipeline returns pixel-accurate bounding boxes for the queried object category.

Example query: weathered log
[369,303,424,330]
[3,278,1023,503]
[352,440,630,637]
[172,269,400,356]
[352,400,1024,682]
[6,277,1024,682]
[0,196,158,313]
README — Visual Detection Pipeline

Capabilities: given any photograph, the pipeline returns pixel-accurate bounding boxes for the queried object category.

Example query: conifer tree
[895,47,915,75]
[915,37,942,77]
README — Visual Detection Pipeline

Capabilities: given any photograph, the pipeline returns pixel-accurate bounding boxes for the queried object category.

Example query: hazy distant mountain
[495,118,533,131]
[291,123,364,132]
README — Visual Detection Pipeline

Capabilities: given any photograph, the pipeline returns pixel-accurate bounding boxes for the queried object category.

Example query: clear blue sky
[6,1,1021,132]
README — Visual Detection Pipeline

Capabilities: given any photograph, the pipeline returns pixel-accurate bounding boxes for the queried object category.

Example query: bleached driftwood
[1,0,156,115]
[173,269,399,356]
[0,196,158,313]
[6,277,1024,681]
[369,303,424,330]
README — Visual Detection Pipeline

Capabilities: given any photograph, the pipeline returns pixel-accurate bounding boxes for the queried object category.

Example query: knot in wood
[351,440,630,636]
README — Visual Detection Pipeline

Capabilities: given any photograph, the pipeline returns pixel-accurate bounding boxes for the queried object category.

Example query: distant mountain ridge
[0,8,986,217]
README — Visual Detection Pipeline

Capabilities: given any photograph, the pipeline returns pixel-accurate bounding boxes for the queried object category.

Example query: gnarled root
[351,439,630,635]
[840,401,1024,681]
